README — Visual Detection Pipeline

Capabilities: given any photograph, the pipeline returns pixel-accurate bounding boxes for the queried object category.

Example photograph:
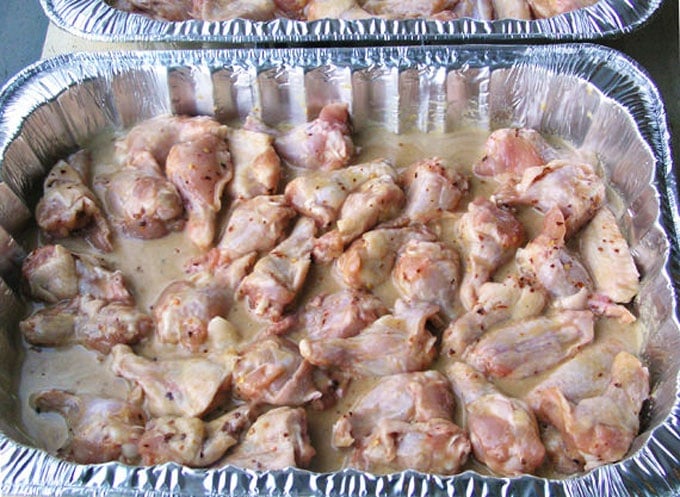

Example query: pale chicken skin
[111,344,233,418]
[392,239,461,317]
[529,351,649,471]
[237,217,316,321]
[335,224,437,290]
[446,362,545,476]
[456,197,525,310]
[114,0,193,20]
[313,175,405,262]
[274,103,355,171]
[165,132,233,249]
[297,289,388,340]
[31,389,146,464]
[227,127,281,201]
[527,0,597,18]
[193,0,277,20]
[332,371,470,474]
[361,0,458,18]
[95,154,185,239]
[222,407,316,470]
[493,159,605,237]
[306,0,372,19]
[138,405,256,466]
[153,278,231,352]
[231,337,327,407]
[22,245,132,304]
[36,153,112,252]
[188,194,298,276]
[398,157,469,224]
[441,275,547,359]
[284,159,396,228]
[21,296,152,354]
[516,207,593,310]
[579,207,640,304]
[473,128,552,179]
[299,299,438,377]
[465,309,595,380]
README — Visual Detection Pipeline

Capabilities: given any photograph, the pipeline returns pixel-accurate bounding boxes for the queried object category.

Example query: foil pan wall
[39,0,663,44]
[0,45,678,496]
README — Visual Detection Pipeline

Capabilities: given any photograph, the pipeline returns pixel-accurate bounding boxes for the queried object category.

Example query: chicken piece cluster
[20,106,647,478]
[109,0,598,22]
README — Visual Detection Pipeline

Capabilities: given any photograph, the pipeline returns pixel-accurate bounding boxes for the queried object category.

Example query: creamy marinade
[18,121,645,476]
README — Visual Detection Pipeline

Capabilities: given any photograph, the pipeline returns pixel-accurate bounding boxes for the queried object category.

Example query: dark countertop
[0,0,677,172]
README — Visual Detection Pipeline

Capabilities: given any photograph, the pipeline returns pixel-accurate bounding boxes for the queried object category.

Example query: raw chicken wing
[20,296,149,354]
[313,175,405,262]
[332,371,470,474]
[232,337,329,406]
[36,153,112,252]
[153,278,231,352]
[138,405,256,466]
[165,132,233,249]
[237,217,316,321]
[111,344,233,418]
[465,309,594,380]
[456,197,525,309]
[516,207,592,310]
[527,0,597,18]
[306,0,372,19]
[299,299,438,376]
[298,289,388,340]
[446,362,545,476]
[473,128,552,179]
[193,0,277,20]
[335,224,436,290]
[579,207,639,303]
[392,239,461,317]
[399,157,469,224]
[95,155,185,239]
[441,275,546,358]
[31,389,146,464]
[274,102,354,171]
[493,159,605,236]
[529,351,649,471]
[284,159,396,228]
[227,127,281,200]
[117,0,193,20]
[222,406,316,470]
[119,115,227,166]
[361,0,458,18]
[22,244,135,304]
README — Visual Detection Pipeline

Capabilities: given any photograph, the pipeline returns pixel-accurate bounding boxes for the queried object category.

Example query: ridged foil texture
[39,0,663,44]
[0,45,677,496]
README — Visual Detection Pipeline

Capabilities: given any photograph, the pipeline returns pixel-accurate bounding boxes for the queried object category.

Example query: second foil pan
[39,0,663,44]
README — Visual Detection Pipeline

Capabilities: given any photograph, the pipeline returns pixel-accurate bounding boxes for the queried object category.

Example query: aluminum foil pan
[39,0,663,44]
[0,45,677,496]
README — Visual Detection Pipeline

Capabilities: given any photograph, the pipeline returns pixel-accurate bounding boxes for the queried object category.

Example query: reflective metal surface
[39,0,663,43]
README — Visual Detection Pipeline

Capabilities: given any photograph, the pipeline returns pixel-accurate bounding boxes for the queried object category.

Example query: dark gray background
[0,0,677,168]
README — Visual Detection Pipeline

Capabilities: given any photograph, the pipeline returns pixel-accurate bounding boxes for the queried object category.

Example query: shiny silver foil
[39,0,663,44]
[0,45,677,496]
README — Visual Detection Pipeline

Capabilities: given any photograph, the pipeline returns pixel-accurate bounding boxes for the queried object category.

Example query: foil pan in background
[39,0,663,44]
[0,45,677,497]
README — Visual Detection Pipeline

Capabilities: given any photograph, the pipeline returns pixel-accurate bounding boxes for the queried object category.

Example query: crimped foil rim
[0,45,678,497]
[39,0,663,43]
